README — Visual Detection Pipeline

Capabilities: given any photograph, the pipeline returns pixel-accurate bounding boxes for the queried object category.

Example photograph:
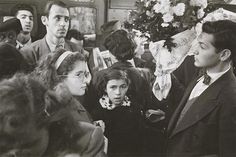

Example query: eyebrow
[75,71,84,75]
[19,14,33,18]
[54,15,69,18]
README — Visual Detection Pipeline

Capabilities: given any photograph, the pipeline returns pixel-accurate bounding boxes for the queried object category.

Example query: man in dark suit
[166,20,236,157]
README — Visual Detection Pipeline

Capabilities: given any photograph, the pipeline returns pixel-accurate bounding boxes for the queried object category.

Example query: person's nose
[84,74,91,85]
[25,17,31,23]
[59,19,67,27]
[114,88,121,95]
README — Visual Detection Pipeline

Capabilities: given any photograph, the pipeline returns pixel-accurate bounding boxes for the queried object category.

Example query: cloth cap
[0,18,22,34]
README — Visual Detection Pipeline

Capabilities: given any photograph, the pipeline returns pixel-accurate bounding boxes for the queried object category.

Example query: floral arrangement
[125,0,217,50]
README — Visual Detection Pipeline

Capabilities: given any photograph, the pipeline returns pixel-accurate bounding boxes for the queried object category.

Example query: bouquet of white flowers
[125,0,216,51]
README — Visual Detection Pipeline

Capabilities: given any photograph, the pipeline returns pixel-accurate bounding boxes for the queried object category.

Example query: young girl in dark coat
[92,69,144,157]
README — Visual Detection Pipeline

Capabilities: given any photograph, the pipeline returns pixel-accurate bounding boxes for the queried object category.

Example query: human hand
[94,120,105,133]
[145,109,165,123]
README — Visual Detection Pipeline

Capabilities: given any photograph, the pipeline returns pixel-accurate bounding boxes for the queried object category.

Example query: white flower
[161,23,169,27]
[197,8,205,19]
[162,13,174,23]
[173,3,186,16]
[190,0,208,9]
[153,0,170,14]
[145,1,151,7]
[172,21,180,27]
[146,10,154,17]
[144,32,150,38]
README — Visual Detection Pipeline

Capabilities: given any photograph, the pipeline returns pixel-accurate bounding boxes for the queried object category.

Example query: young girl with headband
[32,48,92,123]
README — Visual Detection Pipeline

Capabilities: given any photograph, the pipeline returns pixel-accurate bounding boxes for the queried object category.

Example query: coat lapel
[167,77,198,135]
[168,70,233,138]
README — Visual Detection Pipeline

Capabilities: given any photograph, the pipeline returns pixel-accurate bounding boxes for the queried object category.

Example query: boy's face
[16,10,34,33]
[194,32,221,68]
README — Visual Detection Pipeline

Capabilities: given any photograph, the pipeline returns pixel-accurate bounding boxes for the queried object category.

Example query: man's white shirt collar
[189,64,231,100]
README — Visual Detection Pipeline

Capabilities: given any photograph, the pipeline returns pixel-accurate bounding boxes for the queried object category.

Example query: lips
[80,86,87,90]
[114,97,122,102]
[58,29,67,32]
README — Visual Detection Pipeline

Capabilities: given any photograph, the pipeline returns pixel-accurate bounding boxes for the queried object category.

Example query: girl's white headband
[55,51,74,70]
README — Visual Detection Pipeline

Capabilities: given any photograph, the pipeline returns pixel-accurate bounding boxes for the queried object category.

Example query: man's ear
[41,16,48,26]
[220,49,231,61]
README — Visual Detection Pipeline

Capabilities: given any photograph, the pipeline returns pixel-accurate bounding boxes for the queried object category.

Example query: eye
[76,72,83,78]
[65,17,70,22]
[84,71,90,77]
[29,16,33,21]
[55,16,61,21]
[120,84,128,89]
[110,86,117,90]
[199,43,207,49]
[20,15,27,19]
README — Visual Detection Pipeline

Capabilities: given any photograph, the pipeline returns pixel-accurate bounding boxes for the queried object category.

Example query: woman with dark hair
[92,69,144,157]
[32,48,92,122]
[0,74,106,157]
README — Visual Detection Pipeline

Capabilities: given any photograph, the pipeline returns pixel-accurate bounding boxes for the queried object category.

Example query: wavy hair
[96,69,130,97]
[104,29,136,61]
[33,48,86,89]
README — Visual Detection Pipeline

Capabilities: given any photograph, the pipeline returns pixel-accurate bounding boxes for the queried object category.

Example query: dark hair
[100,20,119,34]
[33,48,86,89]
[43,0,68,17]
[66,29,84,41]
[104,29,136,61]
[202,20,236,68]
[0,74,60,129]
[11,3,34,16]
[0,43,28,79]
[0,73,76,154]
[97,69,130,97]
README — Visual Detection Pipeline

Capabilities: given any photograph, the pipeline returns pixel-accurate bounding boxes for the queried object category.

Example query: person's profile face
[193,32,221,68]
[63,61,91,96]
[46,5,70,39]
[16,10,34,33]
[0,30,17,46]
[106,79,129,105]
[0,98,49,157]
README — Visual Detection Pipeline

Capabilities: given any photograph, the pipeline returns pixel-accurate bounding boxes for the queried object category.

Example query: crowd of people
[0,0,236,157]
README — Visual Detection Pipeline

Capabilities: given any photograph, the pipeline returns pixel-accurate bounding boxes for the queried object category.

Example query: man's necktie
[198,69,211,85]
[203,73,211,85]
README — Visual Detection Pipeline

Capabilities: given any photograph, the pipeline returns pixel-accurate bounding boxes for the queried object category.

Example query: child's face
[106,79,128,105]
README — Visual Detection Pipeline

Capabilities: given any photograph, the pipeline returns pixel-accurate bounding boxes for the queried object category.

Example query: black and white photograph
[0,0,236,156]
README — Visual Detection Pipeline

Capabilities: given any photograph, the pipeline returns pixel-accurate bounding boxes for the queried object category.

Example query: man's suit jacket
[166,69,236,157]
[20,36,84,69]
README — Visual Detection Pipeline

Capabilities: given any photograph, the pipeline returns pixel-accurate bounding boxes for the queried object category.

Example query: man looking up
[21,1,84,69]
[11,4,34,49]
